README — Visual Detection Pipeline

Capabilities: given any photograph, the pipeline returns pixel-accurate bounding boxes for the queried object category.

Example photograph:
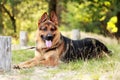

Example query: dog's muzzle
[45,34,54,40]
[41,34,54,48]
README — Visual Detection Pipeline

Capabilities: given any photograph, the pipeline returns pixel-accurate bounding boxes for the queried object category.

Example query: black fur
[60,35,111,62]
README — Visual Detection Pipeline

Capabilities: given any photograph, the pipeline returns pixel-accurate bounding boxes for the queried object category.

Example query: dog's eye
[43,28,47,31]
[39,27,47,31]
[51,27,56,31]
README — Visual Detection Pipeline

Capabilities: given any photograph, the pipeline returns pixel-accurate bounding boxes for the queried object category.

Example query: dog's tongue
[45,40,52,48]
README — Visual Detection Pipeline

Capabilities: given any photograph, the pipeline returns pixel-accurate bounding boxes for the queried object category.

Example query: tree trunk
[20,31,28,47]
[71,29,80,40]
[48,0,63,25]
[48,0,57,15]
[1,3,17,33]
[56,0,63,25]
[0,36,11,72]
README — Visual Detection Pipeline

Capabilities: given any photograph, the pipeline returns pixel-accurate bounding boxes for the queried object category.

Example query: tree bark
[48,0,63,25]
[48,0,57,16]
[0,36,11,72]
[20,31,28,47]
[71,29,80,40]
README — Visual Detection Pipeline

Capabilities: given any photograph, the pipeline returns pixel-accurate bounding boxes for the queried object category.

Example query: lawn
[9,43,120,80]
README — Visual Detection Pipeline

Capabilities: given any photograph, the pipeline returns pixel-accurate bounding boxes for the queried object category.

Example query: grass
[12,50,34,64]
[11,43,120,80]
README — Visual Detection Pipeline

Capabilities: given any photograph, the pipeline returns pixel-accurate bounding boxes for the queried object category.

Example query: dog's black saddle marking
[60,35,111,62]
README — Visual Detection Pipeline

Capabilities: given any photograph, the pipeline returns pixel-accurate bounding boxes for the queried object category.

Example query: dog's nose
[46,34,53,40]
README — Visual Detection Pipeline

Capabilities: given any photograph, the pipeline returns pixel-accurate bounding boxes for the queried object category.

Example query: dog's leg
[13,57,41,69]
[40,55,59,67]
[14,56,59,69]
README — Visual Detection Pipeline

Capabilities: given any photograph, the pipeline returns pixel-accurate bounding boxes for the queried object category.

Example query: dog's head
[36,11,61,48]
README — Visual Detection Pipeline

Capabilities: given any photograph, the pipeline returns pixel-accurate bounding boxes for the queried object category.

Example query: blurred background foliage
[0,0,120,44]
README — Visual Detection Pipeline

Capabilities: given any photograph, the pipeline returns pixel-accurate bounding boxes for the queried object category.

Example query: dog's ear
[50,11,58,25]
[38,12,48,26]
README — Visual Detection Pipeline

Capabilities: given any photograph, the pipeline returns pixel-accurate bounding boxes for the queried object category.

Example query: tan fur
[14,12,64,69]
[16,41,64,68]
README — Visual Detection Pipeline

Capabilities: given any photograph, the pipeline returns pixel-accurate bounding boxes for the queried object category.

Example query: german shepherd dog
[14,12,111,69]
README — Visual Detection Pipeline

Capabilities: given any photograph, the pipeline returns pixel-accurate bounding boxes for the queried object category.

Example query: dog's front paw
[13,64,30,69]
[13,65,21,69]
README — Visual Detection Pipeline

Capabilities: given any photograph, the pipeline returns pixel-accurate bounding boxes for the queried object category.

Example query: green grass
[12,44,120,80]
[12,50,34,64]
